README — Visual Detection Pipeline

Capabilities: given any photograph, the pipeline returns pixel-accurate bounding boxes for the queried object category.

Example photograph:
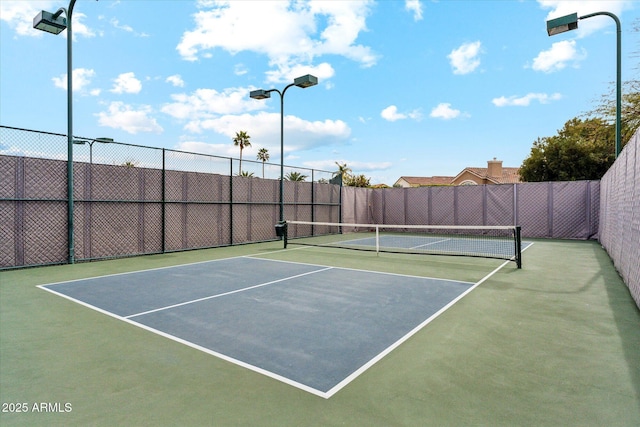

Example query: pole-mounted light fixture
[33,10,67,34]
[546,13,578,36]
[293,74,318,88]
[546,11,622,158]
[250,74,318,226]
[33,0,78,263]
[73,137,113,164]
[249,89,271,100]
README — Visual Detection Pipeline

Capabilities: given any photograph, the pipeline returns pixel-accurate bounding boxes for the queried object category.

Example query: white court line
[245,254,475,285]
[125,266,333,319]
[409,237,452,249]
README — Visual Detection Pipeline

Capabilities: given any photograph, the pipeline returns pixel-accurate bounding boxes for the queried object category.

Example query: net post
[283,221,288,248]
[515,226,522,269]
[275,221,288,248]
[375,225,380,254]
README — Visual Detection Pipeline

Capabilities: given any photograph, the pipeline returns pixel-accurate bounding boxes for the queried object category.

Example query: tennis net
[281,221,523,268]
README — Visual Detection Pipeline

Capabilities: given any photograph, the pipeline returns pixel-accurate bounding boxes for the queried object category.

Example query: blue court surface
[39,256,479,398]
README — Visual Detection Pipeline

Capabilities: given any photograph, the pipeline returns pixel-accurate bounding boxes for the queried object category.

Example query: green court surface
[1,239,639,426]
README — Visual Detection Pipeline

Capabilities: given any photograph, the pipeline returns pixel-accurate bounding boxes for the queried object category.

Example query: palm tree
[333,161,351,184]
[257,148,269,178]
[232,131,251,174]
[285,171,307,181]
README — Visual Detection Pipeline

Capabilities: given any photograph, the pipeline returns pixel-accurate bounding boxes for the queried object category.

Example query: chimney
[487,158,503,178]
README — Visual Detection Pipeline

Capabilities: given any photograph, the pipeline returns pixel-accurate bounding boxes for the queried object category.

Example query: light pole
[33,1,78,263]
[547,11,622,158]
[250,74,318,224]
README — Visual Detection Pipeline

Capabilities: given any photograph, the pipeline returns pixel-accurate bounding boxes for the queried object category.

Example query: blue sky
[1,0,638,185]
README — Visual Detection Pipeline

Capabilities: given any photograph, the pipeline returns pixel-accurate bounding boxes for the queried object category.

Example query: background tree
[332,161,372,187]
[256,148,269,178]
[232,131,251,174]
[285,171,307,181]
[333,162,351,184]
[520,78,639,182]
[519,118,614,182]
[345,174,371,187]
[585,79,640,145]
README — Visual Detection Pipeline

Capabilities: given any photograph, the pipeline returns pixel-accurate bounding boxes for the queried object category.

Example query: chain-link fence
[0,126,339,269]
[0,124,615,272]
[599,128,640,308]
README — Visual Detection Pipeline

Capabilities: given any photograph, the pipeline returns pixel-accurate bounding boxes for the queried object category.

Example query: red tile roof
[397,176,454,186]
[395,163,521,187]
[456,167,521,184]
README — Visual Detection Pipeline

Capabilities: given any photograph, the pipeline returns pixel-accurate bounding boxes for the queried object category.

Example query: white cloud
[166,74,185,87]
[198,111,350,151]
[303,159,392,172]
[109,17,148,37]
[72,13,96,39]
[177,1,378,81]
[429,103,462,120]
[448,41,482,75]
[405,0,423,21]
[96,101,163,134]
[381,105,422,122]
[175,111,350,156]
[110,18,133,33]
[52,68,96,92]
[111,72,142,94]
[381,106,403,121]
[234,64,248,76]
[492,93,562,107]
[162,87,263,127]
[531,40,586,73]
[174,140,240,158]
[0,1,46,37]
[162,84,347,155]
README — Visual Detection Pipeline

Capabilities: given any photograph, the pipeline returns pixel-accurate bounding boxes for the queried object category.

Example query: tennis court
[39,255,488,398]
[1,238,639,426]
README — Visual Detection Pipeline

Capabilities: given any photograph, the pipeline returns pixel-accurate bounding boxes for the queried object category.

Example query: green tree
[285,171,307,181]
[256,148,269,178]
[345,174,371,187]
[238,171,254,177]
[519,118,615,182]
[521,62,639,182]
[232,131,251,174]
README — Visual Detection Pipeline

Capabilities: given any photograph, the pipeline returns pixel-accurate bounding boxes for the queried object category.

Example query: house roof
[397,176,454,186]
[395,163,521,187]
[455,167,521,184]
